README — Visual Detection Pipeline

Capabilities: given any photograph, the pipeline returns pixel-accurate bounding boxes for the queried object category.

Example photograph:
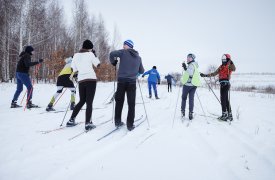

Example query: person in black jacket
[11,46,43,108]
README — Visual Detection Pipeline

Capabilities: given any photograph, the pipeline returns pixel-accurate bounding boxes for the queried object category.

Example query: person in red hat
[200,54,236,121]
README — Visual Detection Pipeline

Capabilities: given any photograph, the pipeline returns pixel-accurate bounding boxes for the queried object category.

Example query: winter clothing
[71,81,97,124]
[16,52,39,74]
[109,48,144,82]
[67,43,100,128]
[82,40,93,49]
[124,40,134,48]
[181,55,201,117]
[71,50,100,82]
[165,74,174,92]
[12,72,33,103]
[25,46,34,54]
[109,44,144,130]
[142,68,161,98]
[115,82,136,129]
[46,57,76,111]
[201,55,236,120]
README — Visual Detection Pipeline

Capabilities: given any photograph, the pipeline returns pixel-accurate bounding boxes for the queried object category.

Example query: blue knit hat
[124,40,134,48]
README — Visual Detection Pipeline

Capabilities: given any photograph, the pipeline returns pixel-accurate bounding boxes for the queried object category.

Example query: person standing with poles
[181,53,201,120]
[200,54,236,121]
[165,73,175,92]
[11,46,43,109]
[109,40,144,131]
[66,40,100,131]
[46,56,77,111]
[142,66,161,99]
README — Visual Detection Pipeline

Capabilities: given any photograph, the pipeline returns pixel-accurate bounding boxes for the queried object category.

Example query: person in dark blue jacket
[142,66,160,99]
[165,74,175,92]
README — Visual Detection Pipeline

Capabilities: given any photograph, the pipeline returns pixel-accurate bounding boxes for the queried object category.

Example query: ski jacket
[59,57,73,76]
[109,49,144,82]
[165,74,174,83]
[207,61,236,82]
[181,61,201,86]
[143,69,160,83]
[71,50,100,82]
[16,52,39,74]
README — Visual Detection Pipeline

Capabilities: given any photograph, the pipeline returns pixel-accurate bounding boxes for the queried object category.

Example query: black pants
[168,83,172,92]
[220,82,231,113]
[115,81,136,128]
[71,81,96,124]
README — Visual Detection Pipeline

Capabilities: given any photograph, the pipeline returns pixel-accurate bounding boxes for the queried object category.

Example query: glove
[112,60,118,66]
[200,73,207,77]
[92,49,97,57]
[158,81,160,85]
[39,59,44,63]
[182,63,187,70]
[142,75,145,78]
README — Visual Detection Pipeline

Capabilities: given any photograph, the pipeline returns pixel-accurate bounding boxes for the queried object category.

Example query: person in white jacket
[66,40,100,131]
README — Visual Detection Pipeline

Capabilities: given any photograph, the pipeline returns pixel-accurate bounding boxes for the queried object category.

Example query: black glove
[39,59,44,63]
[142,75,145,78]
[158,81,160,85]
[92,49,97,57]
[112,60,118,66]
[200,73,207,77]
[182,63,187,70]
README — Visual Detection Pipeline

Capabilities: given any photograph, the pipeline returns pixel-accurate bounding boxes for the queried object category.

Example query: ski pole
[138,78,150,129]
[172,67,184,128]
[60,83,78,127]
[53,88,67,107]
[20,91,27,105]
[112,65,117,124]
[195,91,209,124]
[202,76,221,105]
[24,64,41,111]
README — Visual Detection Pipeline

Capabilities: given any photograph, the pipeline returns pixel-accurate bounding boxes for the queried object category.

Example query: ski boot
[227,112,233,121]
[149,94,152,98]
[127,125,135,131]
[218,112,228,121]
[70,102,75,110]
[10,101,21,108]
[115,121,125,128]
[66,117,77,127]
[155,96,160,99]
[85,123,96,131]
[181,111,185,118]
[46,103,55,111]
[27,101,39,109]
[189,112,193,120]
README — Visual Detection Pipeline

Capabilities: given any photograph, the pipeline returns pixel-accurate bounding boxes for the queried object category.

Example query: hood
[127,48,139,57]
[19,51,31,58]
[65,57,72,64]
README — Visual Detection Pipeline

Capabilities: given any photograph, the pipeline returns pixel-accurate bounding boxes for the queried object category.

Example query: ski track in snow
[0,82,275,180]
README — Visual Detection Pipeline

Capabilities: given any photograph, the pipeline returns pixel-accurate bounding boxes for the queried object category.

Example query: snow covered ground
[1,81,275,180]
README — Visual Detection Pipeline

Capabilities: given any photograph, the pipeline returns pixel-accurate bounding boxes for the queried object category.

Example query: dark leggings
[181,85,197,113]
[220,83,231,113]
[168,83,172,92]
[71,81,96,124]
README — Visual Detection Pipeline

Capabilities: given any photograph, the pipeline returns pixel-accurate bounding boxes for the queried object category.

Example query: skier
[181,53,201,120]
[11,46,43,108]
[46,56,76,111]
[66,40,100,131]
[165,73,175,92]
[200,54,236,121]
[109,39,144,131]
[142,66,161,99]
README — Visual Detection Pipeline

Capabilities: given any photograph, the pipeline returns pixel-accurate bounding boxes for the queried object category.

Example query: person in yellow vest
[181,53,201,120]
[46,57,76,111]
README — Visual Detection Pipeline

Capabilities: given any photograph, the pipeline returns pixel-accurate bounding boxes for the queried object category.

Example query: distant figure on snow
[142,66,161,99]
[165,74,175,92]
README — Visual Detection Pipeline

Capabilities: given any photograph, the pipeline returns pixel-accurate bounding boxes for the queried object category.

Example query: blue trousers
[181,85,197,113]
[12,72,33,102]
[148,81,158,97]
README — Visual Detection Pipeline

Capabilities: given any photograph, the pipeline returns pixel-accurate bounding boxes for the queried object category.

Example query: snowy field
[1,81,275,180]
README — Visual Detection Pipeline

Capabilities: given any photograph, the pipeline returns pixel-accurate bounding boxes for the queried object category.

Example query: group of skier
[10,39,236,131]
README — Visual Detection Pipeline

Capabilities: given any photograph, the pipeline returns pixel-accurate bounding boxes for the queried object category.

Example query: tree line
[0,0,120,83]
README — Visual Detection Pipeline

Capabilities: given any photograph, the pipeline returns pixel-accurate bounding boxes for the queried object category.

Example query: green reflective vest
[181,63,201,86]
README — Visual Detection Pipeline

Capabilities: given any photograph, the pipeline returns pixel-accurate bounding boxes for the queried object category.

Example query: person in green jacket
[181,53,201,120]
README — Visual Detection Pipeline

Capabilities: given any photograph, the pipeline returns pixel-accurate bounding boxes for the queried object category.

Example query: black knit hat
[82,40,93,49]
[153,66,157,69]
[25,46,34,54]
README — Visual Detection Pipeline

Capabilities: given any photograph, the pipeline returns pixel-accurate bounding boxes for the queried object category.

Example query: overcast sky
[59,0,275,74]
